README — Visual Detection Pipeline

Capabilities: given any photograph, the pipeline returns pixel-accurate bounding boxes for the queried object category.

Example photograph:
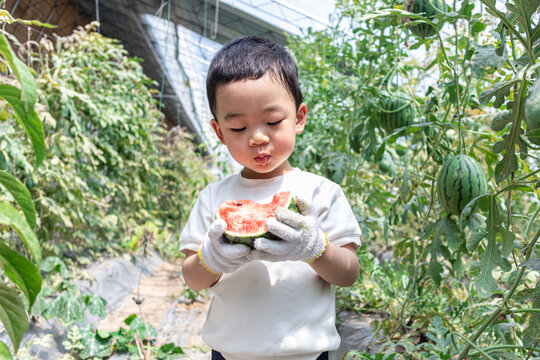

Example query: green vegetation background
[1,0,540,359]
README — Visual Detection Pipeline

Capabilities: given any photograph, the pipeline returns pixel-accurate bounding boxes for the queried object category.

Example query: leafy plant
[288,0,540,358]
[63,314,185,359]
[1,15,211,357]
[29,256,107,326]
[0,28,44,357]
[27,24,212,259]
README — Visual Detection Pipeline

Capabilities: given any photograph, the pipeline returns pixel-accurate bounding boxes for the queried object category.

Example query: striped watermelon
[406,0,446,38]
[437,155,488,216]
[525,79,540,145]
[379,95,415,134]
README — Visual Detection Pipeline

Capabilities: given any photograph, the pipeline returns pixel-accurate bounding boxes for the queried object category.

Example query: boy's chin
[242,167,276,179]
[241,163,293,179]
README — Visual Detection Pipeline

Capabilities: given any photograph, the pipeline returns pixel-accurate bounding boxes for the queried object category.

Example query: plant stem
[511,308,540,314]
[451,332,497,360]
[457,224,540,359]
[469,344,540,357]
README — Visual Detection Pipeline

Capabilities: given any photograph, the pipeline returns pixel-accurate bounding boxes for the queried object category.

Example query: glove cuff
[198,246,223,275]
[305,232,328,263]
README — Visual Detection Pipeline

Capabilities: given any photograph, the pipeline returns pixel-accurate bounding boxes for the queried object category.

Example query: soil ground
[95,258,211,359]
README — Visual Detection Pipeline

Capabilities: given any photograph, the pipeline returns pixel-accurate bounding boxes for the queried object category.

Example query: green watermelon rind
[406,0,446,38]
[436,154,488,216]
[379,95,415,134]
[221,195,299,247]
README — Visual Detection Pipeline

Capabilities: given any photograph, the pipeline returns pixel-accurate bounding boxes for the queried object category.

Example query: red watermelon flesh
[217,191,298,247]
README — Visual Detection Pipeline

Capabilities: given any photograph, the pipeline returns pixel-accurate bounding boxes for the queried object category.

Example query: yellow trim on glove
[306,233,328,263]
[198,246,222,275]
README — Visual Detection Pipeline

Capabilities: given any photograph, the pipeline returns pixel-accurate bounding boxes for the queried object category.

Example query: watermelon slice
[217,191,299,247]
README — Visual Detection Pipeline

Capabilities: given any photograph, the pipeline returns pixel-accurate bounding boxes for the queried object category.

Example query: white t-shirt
[179,168,362,360]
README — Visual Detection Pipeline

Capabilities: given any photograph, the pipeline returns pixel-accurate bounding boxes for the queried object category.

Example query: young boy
[179,35,361,360]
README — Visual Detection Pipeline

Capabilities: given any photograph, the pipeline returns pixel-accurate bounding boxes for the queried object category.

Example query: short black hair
[206,35,304,119]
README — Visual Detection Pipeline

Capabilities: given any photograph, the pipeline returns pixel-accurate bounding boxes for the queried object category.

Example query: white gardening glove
[198,218,252,274]
[251,196,328,263]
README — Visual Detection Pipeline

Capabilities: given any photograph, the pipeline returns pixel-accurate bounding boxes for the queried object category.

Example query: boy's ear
[211,119,226,144]
[295,103,307,135]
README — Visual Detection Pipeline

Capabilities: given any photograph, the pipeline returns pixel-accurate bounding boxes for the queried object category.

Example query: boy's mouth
[255,155,270,165]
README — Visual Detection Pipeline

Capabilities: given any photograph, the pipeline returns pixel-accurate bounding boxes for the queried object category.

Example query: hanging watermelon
[437,155,488,216]
[406,0,446,38]
[379,94,415,134]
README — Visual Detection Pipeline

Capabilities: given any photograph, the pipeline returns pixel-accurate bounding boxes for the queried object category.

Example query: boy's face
[211,74,306,179]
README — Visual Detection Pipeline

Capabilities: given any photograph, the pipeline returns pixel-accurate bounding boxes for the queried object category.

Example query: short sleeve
[179,186,214,253]
[315,182,362,249]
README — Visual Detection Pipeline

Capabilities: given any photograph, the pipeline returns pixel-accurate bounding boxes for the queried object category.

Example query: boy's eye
[268,120,283,126]
[230,127,246,132]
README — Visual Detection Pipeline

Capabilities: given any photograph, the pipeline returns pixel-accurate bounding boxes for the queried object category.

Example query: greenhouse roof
[141,14,222,152]
[73,0,335,160]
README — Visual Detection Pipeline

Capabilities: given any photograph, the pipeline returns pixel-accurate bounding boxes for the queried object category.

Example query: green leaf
[425,316,451,353]
[497,183,534,193]
[95,329,111,339]
[39,256,70,278]
[491,111,512,131]
[521,282,540,348]
[0,170,36,228]
[507,0,540,42]
[77,325,113,359]
[441,216,465,251]
[123,313,137,326]
[494,146,519,184]
[0,10,56,28]
[0,84,45,167]
[471,44,507,71]
[358,8,412,22]
[0,201,40,264]
[0,241,41,308]
[496,224,515,258]
[0,340,13,360]
[429,255,443,286]
[460,194,490,220]
[128,318,157,341]
[0,281,29,353]
[0,341,13,360]
[429,219,444,285]
[43,291,85,324]
[401,169,411,199]
[470,196,512,298]
[466,229,487,251]
[0,33,37,115]
[479,80,518,108]
[518,258,540,271]
[532,27,540,49]
[81,294,107,318]
[158,342,185,357]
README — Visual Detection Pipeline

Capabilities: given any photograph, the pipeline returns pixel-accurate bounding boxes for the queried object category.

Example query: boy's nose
[249,131,269,147]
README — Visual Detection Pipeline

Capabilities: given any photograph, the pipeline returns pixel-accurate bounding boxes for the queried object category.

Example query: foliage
[18,23,211,259]
[0,15,211,357]
[30,256,107,325]
[63,314,184,360]
[289,0,540,358]
[0,28,43,357]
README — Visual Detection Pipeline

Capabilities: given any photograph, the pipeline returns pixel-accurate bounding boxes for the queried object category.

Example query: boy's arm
[182,250,221,291]
[308,243,359,287]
